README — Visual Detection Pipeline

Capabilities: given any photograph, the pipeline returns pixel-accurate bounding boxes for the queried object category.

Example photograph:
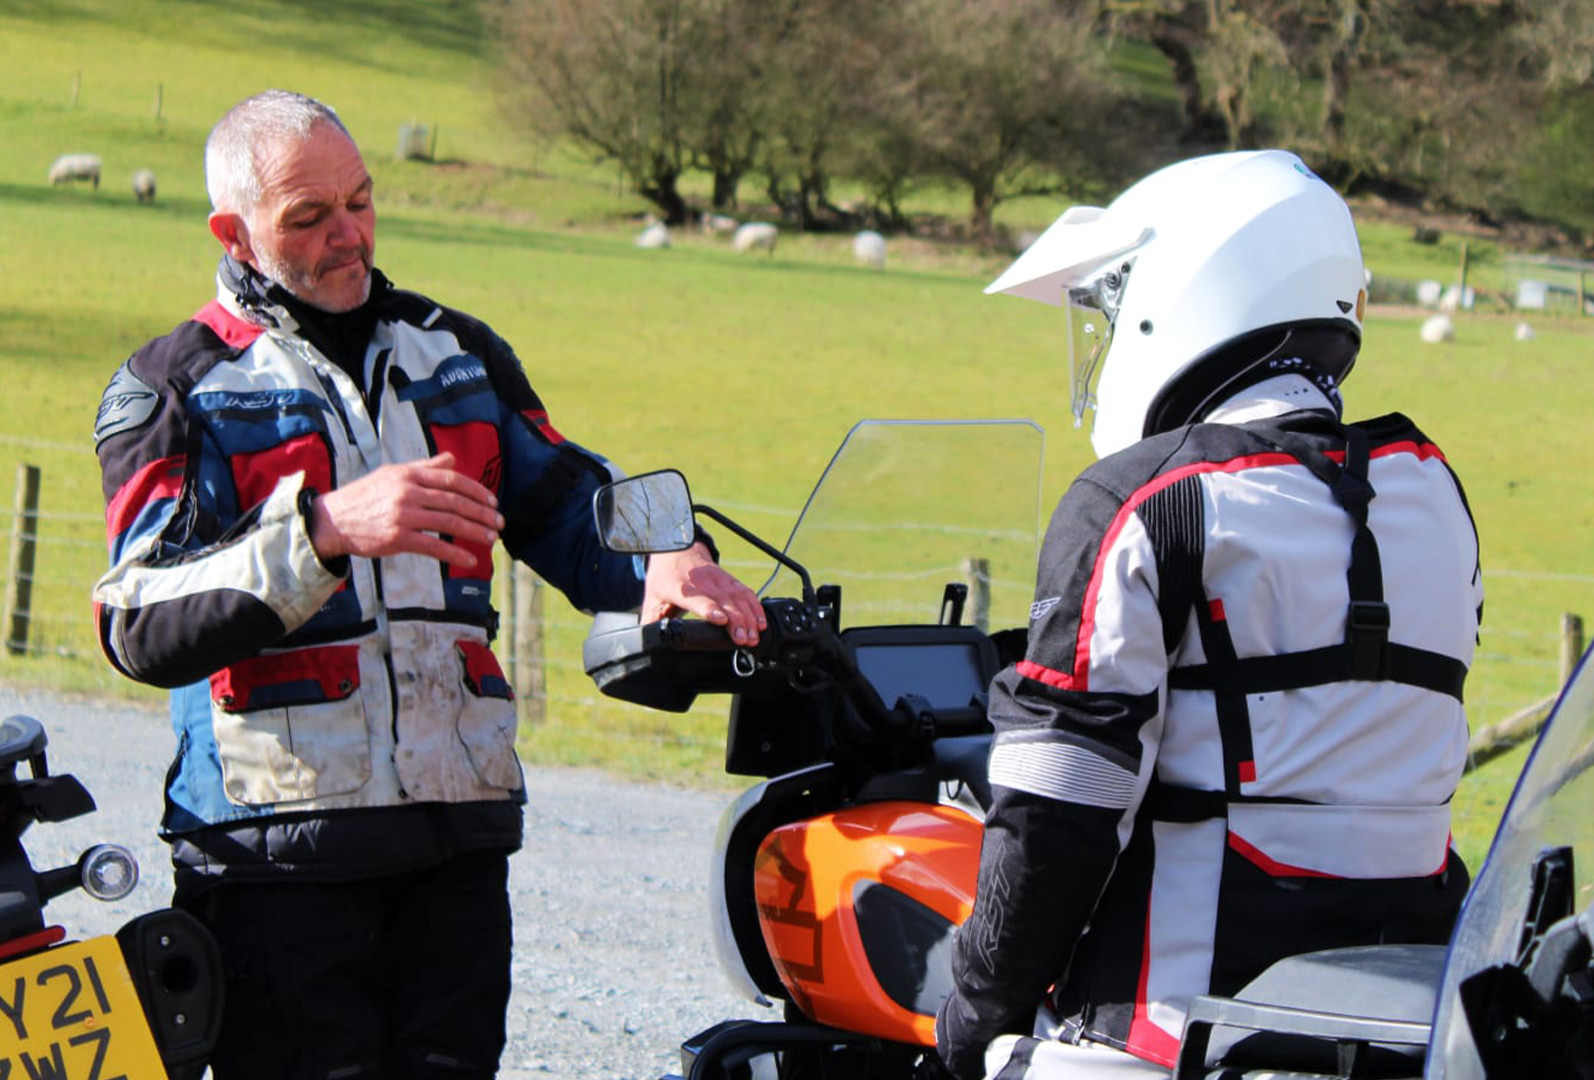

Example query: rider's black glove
[935,991,993,1080]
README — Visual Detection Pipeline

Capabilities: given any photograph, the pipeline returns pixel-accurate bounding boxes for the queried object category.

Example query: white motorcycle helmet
[987,149,1367,458]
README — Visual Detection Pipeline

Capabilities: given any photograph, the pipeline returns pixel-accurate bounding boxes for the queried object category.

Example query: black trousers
[180,850,513,1080]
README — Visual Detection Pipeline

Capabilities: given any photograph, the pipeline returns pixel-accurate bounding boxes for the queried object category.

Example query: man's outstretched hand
[642,544,766,645]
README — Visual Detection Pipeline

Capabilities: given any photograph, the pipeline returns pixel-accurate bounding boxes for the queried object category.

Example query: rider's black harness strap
[1168,422,1465,705]
[1168,640,1466,701]
[1141,781,1316,823]
[1143,781,1229,824]
[1151,418,1468,822]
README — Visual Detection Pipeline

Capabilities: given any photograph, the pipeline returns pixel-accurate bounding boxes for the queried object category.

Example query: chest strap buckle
[1347,600,1390,679]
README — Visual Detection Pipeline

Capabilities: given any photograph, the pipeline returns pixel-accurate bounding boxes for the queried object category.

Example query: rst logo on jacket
[94,362,159,445]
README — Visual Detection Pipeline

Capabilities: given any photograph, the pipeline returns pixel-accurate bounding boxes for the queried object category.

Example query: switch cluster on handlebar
[765,598,818,641]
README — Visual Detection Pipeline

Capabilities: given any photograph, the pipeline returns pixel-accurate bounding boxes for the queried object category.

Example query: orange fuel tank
[751,800,982,1046]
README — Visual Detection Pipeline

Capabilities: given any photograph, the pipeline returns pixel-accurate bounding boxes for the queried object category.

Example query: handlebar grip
[657,618,737,651]
[929,706,991,737]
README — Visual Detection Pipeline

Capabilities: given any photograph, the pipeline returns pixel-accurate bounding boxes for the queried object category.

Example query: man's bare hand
[642,544,766,645]
[307,452,502,570]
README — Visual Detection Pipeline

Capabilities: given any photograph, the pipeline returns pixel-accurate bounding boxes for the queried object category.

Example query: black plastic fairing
[853,881,958,1017]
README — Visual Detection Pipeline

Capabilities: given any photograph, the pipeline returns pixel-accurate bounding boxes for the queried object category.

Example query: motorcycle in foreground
[0,714,221,1079]
[583,418,1593,1080]
[587,418,1039,1079]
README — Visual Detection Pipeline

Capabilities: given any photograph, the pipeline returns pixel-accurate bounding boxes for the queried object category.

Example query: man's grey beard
[253,248,371,313]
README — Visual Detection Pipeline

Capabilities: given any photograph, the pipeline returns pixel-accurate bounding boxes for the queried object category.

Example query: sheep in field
[132,169,157,204]
[732,222,778,255]
[48,153,102,188]
[853,230,886,270]
[1419,314,1455,344]
[635,221,671,249]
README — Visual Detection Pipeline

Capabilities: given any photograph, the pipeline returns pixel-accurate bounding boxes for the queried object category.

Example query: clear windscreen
[1428,646,1594,1077]
[759,420,1045,634]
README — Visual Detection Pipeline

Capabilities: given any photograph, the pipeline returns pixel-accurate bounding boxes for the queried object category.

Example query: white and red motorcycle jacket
[939,376,1482,1074]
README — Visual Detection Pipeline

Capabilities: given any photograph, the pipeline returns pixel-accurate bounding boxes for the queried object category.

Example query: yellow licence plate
[1,935,168,1080]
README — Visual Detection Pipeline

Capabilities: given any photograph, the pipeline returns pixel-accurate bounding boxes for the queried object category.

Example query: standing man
[93,89,765,1080]
[935,150,1483,1079]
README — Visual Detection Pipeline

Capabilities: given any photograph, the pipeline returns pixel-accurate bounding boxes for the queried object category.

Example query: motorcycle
[583,418,1594,1080]
[0,713,222,1079]
[586,418,1041,1079]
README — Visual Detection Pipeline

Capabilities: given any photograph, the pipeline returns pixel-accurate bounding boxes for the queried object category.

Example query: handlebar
[655,617,744,652]
[0,716,143,942]
[0,714,48,777]
[652,596,822,657]
[910,704,989,738]
[592,598,990,754]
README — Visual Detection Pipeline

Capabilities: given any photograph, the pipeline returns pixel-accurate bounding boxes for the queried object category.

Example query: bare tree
[488,0,725,224]
[841,82,939,229]
[748,0,899,230]
[681,0,763,211]
[1518,0,1594,95]
[1198,1,1292,147]
[1103,0,1567,215]
[680,0,830,213]
[1104,0,1229,144]
[1305,1,1545,206]
[486,0,1593,240]
[890,0,1125,241]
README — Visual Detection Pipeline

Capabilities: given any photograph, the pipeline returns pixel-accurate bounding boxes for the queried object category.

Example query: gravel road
[0,686,767,1080]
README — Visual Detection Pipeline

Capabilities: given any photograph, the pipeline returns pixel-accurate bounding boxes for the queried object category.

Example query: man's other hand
[307,452,502,570]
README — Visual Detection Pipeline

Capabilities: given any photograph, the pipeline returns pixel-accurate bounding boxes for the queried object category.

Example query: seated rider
[935,149,1483,1080]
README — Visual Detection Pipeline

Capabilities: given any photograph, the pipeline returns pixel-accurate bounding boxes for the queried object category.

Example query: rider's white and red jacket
[92,259,645,885]
[939,376,1482,1073]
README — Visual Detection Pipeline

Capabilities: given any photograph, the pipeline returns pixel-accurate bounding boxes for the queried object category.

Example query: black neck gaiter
[274,279,386,390]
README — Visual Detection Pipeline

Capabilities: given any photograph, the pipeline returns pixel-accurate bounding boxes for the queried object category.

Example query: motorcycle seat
[1173,943,1445,1079]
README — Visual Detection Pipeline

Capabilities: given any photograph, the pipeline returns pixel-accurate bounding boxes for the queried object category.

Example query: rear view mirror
[593,470,695,554]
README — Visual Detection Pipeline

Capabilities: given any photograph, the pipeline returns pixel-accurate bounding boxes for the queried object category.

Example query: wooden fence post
[962,557,990,633]
[1465,610,1586,772]
[5,464,41,656]
[1561,612,1585,686]
[501,547,516,668]
[511,563,546,725]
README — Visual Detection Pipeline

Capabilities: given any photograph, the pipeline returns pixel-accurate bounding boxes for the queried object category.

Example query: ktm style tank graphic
[751,800,982,1046]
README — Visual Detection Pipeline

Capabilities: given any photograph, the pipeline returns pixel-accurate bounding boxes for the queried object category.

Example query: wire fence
[1365,250,1594,316]
[1,451,1587,764]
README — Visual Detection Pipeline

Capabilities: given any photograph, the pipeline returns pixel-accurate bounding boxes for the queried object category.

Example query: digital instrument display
[852,641,988,711]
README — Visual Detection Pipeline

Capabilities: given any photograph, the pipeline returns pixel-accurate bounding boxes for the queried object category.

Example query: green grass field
[2,0,1591,868]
